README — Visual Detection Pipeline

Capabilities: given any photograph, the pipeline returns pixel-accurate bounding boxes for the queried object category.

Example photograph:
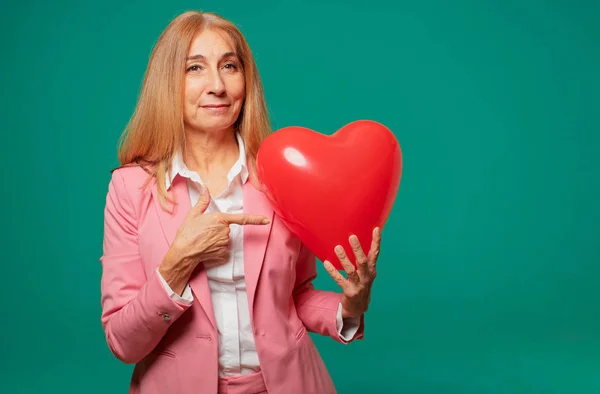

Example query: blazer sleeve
[99,170,192,364]
[292,242,365,344]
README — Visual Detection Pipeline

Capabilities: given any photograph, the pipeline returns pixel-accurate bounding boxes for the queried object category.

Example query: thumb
[194,185,211,213]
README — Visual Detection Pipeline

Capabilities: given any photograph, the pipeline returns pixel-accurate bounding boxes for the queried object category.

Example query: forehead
[188,29,235,57]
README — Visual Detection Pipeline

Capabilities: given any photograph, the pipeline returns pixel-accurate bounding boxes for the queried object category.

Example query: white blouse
[157,133,360,377]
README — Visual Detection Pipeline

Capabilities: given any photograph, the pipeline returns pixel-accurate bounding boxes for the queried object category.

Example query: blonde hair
[115,10,271,211]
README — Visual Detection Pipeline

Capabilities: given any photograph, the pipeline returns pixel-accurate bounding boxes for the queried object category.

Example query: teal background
[1,0,599,393]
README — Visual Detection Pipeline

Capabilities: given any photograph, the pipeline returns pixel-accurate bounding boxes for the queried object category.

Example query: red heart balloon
[256,120,402,270]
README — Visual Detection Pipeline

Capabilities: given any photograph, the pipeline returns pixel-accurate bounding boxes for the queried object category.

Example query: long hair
[115,11,271,211]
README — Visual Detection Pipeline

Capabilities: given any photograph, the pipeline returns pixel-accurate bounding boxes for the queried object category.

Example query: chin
[185,112,240,133]
[196,121,237,134]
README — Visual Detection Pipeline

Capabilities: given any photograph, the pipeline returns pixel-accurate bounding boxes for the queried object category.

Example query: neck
[182,127,239,177]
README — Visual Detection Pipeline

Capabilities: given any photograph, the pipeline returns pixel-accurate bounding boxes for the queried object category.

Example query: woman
[100,10,381,394]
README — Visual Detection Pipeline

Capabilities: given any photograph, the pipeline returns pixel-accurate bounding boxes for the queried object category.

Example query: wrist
[341,300,364,319]
[160,248,193,278]
[159,257,195,297]
[160,248,179,274]
[341,305,355,319]
[163,242,194,267]
[342,310,354,319]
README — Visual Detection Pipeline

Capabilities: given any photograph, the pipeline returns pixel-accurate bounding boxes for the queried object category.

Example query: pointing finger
[219,213,270,225]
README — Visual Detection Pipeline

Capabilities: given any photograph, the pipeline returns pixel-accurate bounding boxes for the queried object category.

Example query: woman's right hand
[158,186,270,295]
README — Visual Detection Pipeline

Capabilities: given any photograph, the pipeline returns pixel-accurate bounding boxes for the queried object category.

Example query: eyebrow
[186,52,237,61]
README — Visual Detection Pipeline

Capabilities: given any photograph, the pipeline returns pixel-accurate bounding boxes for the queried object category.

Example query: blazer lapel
[151,176,216,330]
[152,175,189,246]
[243,182,274,318]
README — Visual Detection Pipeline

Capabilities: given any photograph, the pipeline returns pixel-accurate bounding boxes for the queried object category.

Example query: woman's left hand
[323,227,381,319]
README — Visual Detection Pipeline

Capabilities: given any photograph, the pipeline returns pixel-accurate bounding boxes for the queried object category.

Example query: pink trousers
[217,372,267,394]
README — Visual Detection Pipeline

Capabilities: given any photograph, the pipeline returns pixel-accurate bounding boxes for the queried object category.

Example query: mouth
[201,104,230,109]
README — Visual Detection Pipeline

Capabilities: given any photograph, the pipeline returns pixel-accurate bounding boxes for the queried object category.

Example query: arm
[99,170,192,364]
[292,243,365,344]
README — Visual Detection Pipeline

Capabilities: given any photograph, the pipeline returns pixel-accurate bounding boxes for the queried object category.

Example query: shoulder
[111,164,153,183]
[104,165,157,224]
[108,164,155,199]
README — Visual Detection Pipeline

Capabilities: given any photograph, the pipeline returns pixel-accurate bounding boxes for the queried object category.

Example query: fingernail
[335,245,343,253]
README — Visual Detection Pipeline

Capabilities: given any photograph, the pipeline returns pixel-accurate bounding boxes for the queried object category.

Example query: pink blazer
[100,165,365,394]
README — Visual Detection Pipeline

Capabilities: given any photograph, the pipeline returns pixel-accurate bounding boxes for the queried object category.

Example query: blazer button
[162,313,171,322]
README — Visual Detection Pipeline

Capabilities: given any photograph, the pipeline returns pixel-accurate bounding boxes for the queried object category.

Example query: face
[183,29,245,135]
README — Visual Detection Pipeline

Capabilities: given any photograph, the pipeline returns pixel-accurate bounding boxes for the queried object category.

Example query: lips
[201,104,230,108]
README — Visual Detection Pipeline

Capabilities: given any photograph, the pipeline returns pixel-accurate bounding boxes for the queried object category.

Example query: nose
[207,69,226,96]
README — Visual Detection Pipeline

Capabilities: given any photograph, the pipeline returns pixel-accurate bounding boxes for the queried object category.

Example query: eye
[223,62,238,71]
[186,64,203,72]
